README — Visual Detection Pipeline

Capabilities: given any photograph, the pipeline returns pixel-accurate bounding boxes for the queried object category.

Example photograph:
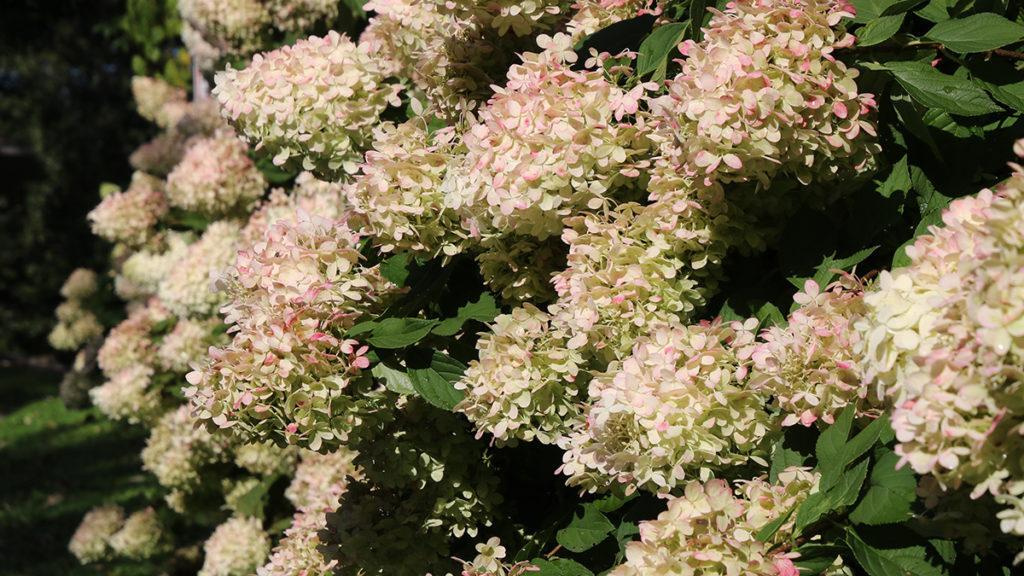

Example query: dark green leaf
[755,506,795,542]
[380,253,410,286]
[432,293,500,337]
[926,13,1024,53]
[816,405,856,478]
[531,558,595,576]
[770,439,807,483]
[846,529,948,576]
[636,22,688,81]
[885,61,1002,117]
[755,302,785,327]
[857,15,905,46]
[233,474,277,518]
[850,449,916,525]
[370,363,416,395]
[878,155,912,198]
[556,506,615,553]
[366,318,439,349]
[406,351,466,410]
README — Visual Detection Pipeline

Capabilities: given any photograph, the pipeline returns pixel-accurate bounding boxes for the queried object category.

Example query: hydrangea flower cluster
[49,268,103,351]
[446,0,573,36]
[88,172,169,247]
[233,441,299,477]
[458,537,538,576]
[96,299,168,377]
[448,33,649,239]
[456,304,587,445]
[115,232,192,302]
[566,0,664,40]
[348,121,466,256]
[141,406,232,501]
[166,135,267,216]
[198,516,271,576]
[90,363,162,423]
[751,278,877,427]
[858,144,1024,535]
[108,507,167,560]
[561,318,774,493]
[186,213,396,450]
[131,76,187,128]
[214,30,403,175]
[157,317,225,373]
[69,505,125,563]
[267,0,340,32]
[476,234,565,303]
[179,0,273,55]
[240,171,347,245]
[158,220,242,318]
[609,468,818,575]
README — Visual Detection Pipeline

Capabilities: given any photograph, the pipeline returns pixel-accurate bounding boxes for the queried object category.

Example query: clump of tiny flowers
[49,302,103,352]
[267,0,340,32]
[447,33,650,239]
[88,172,169,247]
[348,121,467,256]
[750,277,879,427]
[186,213,396,450]
[96,299,169,377]
[566,0,664,40]
[645,0,877,199]
[257,507,338,576]
[178,0,272,55]
[109,507,167,560]
[456,304,587,446]
[157,317,225,373]
[131,76,187,129]
[233,441,299,477]
[69,504,124,564]
[198,516,271,576]
[166,135,267,216]
[158,220,242,318]
[285,449,359,510]
[360,0,452,81]
[609,468,818,576]
[240,171,348,246]
[141,405,232,499]
[858,143,1024,535]
[445,0,572,36]
[214,30,402,176]
[560,317,774,494]
[550,204,706,359]
[115,232,192,302]
[90,363,162,424]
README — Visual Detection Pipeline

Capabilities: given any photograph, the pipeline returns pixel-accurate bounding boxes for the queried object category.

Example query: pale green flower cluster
[198,516,271,576]
[109,507,167,560]
[69,505,125,564]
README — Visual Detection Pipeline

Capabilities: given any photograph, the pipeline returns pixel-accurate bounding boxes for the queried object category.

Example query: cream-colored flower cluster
[158,220,242,318]
[157,317,225,373]
[179,0,341,58]
[561,318,773,494]
[166,135,266,216]
[141,405,233,502]
[446,0,573,36]
[109,507,167,560]
[49,268,103,351]
[88,172,169,247]
[115,232,192,301]
[610,468,818,575]
[198,516,271,576]
[566,0,664,40]
[69,505,125,563]
[131,76,187,128]
[186,212,396,450]
[857,143,1024,536]
[214,30,402,175]
[476,234,564,304]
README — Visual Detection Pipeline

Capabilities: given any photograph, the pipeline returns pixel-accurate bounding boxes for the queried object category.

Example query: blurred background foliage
[0,0,186,360]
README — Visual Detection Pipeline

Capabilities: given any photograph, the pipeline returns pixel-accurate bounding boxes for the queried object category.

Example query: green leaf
[346,321,378,338]
[366,318,439,349]
[556,505,615,553]
[370,363,416,395]
[614,521,640,562]
[840,414,891,470]
[406,351,466,410]
[846,529,948,576]
[857,14,905,46]
[915,0,949,22]
[755,302,785,328]
[755,506,795,542]
[832,458,871,509]
[380,253,410,286]
[233,474,277,518]
[816,405,856,477]
[591,491,638,514]
[794,491,833,534]
[850,449,916,525]
[878,155,912,198]
[432,293,500,337]
[769,439,806,483]
[636,22,688,81]
[891,93,944,160]
[530,558,594,576]
[926,13,1024,53]
[788,246,878,293]
[885,61,1002,117]
[795,544,847,573]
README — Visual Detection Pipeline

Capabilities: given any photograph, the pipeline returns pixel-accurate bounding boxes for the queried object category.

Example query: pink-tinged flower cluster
[455,304,587,445]
[131,76,187,129]
[88,172,168,247]
[166,135,266,216]
[560,318,774,494]
[285,449,359,510]
[361,0,451,78]
[157,317,225,373]
[348,121,466,256]
[199,516,271,576]
[186,213,397,450]
[241,171,348,246]
[116,232,192,302]
[214,31,402,175]
[857,145,1024,535]
[646,0,876,198]
[610,468,817,576]
[179,0,272,54]
[257,507,337,576]
[448,33,650,239]
[750,277,878,427]
[90,363,162,423]
[550,205,706,359]
[158,220,242,318]
[566,0,664,40]
[141,405,233,499]
[446,0,572,36]
[69,505,125,564]
[97,300,169,377]
[109,507,166,560]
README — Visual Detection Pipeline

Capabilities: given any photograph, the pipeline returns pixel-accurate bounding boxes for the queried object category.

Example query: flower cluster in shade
[214,30,402,176]
[445,0,573,37]
[49,268,103,351]
[857,141,1024,537]
[186,211,398,451]
[566,0,665,40]
[561,317,774,494]
[158,220,243,318]
[69,505,167,565]
[609,468,818,576]
[141,405,233,504]
[69,505,126,563]
[178,0,339,59]
[459,537,539,576]
[131,76,187,129]
[198,515,271,576]
[166,135,266,216]
[88,172,169,247]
